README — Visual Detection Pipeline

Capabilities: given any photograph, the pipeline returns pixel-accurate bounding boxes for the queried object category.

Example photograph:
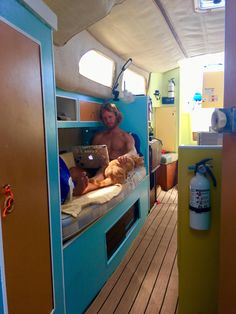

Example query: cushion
[160,153,178,165]
[59,157,74,204]
[130,132,142,156]
[60,152,76,169]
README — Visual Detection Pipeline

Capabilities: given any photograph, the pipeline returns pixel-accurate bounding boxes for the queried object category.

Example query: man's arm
[125,132,138,156]
[118,133,138,163]
[91,132,103,145]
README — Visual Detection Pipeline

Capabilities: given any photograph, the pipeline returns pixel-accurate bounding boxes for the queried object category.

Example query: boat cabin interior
[1,0,236,313]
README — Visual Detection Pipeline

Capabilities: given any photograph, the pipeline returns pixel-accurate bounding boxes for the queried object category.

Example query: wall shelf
[56,88,104,128]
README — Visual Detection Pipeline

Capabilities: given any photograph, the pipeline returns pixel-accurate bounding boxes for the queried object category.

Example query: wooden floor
[86,186,178,314]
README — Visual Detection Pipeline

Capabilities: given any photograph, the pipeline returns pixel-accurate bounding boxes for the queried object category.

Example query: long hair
[100,103,123,125]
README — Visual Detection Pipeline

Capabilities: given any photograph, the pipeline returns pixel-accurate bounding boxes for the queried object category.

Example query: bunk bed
[60,153,147,242]
[56,89,150,313]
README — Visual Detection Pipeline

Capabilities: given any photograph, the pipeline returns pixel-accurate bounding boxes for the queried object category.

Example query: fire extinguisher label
[189,189,210,213]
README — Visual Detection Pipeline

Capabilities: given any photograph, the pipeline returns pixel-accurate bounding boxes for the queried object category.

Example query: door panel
[0,20,53,314]
[219,1,236,312]
[155,107,176,151]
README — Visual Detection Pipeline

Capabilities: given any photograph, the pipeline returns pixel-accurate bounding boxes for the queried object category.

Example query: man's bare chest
[104,136,126,150]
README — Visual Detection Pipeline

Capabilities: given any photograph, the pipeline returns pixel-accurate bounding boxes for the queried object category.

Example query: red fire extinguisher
[188,158,217,230]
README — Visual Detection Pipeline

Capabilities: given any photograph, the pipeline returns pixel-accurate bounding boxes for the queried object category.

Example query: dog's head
[131,156,144,167]
[123,158,135,172]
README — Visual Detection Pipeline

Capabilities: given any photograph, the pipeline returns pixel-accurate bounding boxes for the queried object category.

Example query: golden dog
[90,155,144,187]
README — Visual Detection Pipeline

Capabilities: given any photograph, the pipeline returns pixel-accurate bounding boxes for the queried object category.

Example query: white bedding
[61,166,146,242]
[62,184,122,217]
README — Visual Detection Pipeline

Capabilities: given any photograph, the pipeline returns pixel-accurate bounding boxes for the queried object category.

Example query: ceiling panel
[44,0,225,73]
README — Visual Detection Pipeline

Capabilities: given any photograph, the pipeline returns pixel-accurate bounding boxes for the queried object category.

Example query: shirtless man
[71,103,138,195]
[92,103,137,162]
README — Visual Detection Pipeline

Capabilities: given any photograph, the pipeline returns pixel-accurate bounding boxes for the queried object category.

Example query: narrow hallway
[86,186,178,314]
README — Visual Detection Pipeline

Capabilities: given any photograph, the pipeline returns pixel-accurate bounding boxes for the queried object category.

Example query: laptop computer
[72,145,109,169]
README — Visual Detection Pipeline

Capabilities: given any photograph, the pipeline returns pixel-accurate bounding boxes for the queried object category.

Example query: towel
[61,184,122,217]
[160,153,178,164]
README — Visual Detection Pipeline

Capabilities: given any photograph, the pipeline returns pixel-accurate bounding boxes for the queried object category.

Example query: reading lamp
[112,58,132,101]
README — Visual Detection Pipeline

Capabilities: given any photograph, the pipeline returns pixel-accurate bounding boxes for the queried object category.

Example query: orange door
[219,1,236,312]
[0,21,53,313]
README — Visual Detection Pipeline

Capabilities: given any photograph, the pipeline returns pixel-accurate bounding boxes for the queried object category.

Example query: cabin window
[79,50,114,87]
[122,69,146,95]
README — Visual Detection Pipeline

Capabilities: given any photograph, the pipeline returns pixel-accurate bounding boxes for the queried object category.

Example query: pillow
[72,145,109,169]
[59,157,74,204]
[160,153,178,164]
[60,151,76,169]
[130,132,142,156]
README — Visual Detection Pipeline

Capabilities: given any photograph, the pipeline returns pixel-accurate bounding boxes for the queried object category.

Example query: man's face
[102,110,117,129]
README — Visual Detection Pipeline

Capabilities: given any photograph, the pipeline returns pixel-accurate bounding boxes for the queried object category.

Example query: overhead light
[194,0,225,12]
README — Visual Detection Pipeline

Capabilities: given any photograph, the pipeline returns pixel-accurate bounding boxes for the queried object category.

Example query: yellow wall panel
[178,146,222,314]
[155,107,176,151]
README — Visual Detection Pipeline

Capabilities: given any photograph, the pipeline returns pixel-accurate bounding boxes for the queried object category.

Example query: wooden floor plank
[157,189,167,203]
[115,208,177,313]
[86,186,178,314]
[145,227,177,314]
[162,187,178,204]
[157,186,178,205]
[173,187,178,204]
[160,256,178,314]
[127,210,177,314]
[161,189,173,204]
[86,203,168,314]
[169,187,178,204]
[98,205,175,313]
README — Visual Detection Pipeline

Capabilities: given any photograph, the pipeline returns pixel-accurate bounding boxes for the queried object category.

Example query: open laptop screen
[72,145,109,169]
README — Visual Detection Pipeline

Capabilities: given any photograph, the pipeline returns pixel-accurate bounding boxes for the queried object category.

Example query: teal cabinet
[63,177,149,313]
[56,91,150,313]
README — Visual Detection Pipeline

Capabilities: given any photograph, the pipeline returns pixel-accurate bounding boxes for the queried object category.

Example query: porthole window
[79,50,114,87]
[122,69,146,95]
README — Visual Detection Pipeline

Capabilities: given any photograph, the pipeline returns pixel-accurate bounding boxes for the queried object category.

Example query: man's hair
[100,103,123,124]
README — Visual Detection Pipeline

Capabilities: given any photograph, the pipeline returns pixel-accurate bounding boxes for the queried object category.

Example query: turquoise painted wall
[117,96,149,172]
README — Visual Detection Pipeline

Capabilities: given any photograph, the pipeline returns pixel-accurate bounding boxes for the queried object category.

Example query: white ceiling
[44,0,225,73]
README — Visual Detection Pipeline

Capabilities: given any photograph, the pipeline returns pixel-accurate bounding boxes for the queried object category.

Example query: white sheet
[62,184,122,217]
[61,166,146,242]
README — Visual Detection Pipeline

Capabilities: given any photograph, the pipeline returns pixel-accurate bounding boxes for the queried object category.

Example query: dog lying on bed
[90,155,144,188]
